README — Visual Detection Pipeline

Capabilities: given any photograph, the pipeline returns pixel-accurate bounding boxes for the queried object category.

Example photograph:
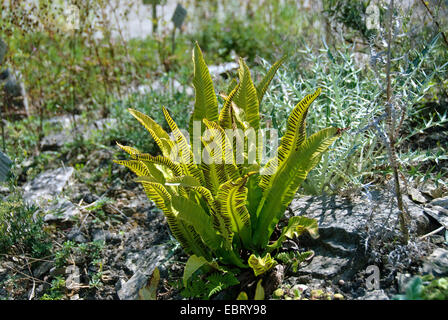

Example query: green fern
[181,271,239,300]
[114,42,342,284]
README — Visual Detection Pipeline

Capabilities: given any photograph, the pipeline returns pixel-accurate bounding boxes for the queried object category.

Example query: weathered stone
[0,151,12,182]
[208,62,239,77]
[91,229,108,242]
[263,264,285,297]
[289,190,428,279]
[82,193,99,204]
[421,184,447,199]
[66,227,88,243]
[422,248,448,277]
[430,196,448,210]
[33,261,53,279]
[40,133,68,151]
[358,289,389,300]
[40,116,117,151]
[65,265,80,290]
[424,206,448,229]
[396,272,412,293]
[117,244,170,300]
[43,199,80,223]
[408,187,427,204]
[49,266,65,277]
[2,71,29,115]
[23,167,74,206]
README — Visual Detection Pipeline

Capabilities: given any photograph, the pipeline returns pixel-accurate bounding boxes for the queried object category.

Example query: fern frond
[218,83,240,130]
[162,107,205,184]
[256,54,287,104]
[234,58,260,131]
[192,42,219,124]
[128,108,173,157]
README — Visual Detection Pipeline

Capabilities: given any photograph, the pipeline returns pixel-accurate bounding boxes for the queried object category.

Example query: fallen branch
[419,226,445,240]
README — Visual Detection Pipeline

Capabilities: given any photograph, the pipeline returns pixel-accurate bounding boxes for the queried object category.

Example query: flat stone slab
[40,117,117,151]
[43,199,81,223]
[0,151,12,182]
[422,248,448,277]
[23,167,74,206]
[117,244,170,300]
[289,190,427,280]
[430,196,448,210]
[424,206,448,229]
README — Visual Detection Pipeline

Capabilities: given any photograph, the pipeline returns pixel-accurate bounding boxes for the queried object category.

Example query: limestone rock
[117,244,170,300]
[422,248,448,277]
[23,167,74,206]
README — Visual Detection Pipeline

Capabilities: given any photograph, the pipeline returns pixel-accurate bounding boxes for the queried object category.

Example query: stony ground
[1,94,448,300]
[1,118,447,300]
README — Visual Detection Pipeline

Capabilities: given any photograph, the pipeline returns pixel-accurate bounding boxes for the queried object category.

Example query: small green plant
[0,191,51,257]
[181,271,239,300]
[40,276,66,300]
[114,43,341,292]
[394,275,448,300]
[275,250,314,273]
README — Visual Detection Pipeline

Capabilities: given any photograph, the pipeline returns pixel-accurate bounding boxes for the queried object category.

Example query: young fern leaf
[203,119,240,180]
[259,88,321,192]
[256,54,287,105]
[226,78,238,96]
[116,142,140,157]
[113,160,150,177]
[216,174,254,249]
[219,83,240,130]
[248,253,277,277]
[254,127,340,248]
[234,58,260,131]
[162,107,204,184]
[165,175,201,187]
[128,108,173,157]
[191,42,219,126]
[139,180,210,259]
[133,153,184,177]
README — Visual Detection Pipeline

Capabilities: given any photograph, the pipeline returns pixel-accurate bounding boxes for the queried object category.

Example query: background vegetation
[0,0,447,300]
